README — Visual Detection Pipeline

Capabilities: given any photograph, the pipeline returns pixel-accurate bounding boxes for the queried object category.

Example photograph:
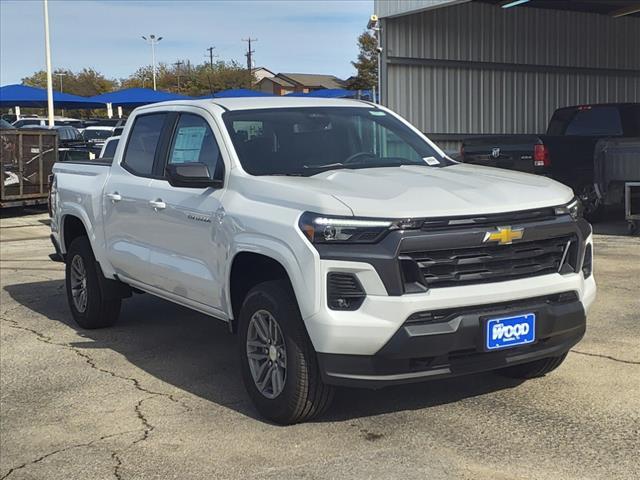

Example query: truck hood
[241,163,574,218]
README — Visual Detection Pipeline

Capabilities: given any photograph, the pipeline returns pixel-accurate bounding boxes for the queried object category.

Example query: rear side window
[564,107,623,136]
[122,113,166,176]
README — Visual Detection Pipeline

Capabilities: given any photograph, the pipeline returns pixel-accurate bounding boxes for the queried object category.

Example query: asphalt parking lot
[1,210,638,480]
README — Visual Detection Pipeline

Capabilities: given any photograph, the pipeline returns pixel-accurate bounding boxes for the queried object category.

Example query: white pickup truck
[49,97,596,424]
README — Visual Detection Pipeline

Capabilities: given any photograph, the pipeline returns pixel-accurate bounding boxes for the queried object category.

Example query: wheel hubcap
[70,255,88,313]
[246,310,287,399]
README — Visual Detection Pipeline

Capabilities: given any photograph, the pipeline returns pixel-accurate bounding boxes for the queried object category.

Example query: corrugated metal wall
[381,1,640,149]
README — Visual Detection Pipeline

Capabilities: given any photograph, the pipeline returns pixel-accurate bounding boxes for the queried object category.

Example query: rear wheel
[65,237,121,329]
[238,280,334,424]
[498,353,568,379]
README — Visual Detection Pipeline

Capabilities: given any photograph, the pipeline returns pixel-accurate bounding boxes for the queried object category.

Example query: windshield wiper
[302,163,348,174]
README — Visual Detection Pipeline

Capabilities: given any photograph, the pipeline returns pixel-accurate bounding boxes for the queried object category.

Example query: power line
[241,37,257,71]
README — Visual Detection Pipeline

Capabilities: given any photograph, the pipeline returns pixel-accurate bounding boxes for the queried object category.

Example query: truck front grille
[401,235,577,289]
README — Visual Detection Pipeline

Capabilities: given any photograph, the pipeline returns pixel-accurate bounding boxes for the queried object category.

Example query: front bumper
[318,292,586,388]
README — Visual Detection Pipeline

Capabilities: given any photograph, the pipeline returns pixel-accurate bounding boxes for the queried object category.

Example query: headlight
[299,212,422,244]
[554,197,582,220]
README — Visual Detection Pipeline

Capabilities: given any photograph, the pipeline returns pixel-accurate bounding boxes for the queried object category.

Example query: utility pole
[206,46,217,69]
[173,61,184,90]
[242,37,257,71]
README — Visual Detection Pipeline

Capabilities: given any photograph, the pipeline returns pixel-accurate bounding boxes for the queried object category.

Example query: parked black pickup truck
[461,103,640,218]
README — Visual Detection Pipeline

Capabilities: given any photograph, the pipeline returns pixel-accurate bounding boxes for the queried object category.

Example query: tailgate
[462,135,541,173]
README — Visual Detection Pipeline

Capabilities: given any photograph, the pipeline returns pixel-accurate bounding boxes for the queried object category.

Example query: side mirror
[165,162,222,188]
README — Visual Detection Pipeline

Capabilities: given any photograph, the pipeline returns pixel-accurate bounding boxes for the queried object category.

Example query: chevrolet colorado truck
[461,103,640,219]
[49,97,596,424]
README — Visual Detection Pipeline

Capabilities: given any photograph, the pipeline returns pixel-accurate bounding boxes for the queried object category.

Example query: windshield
[83,129,112,140]
[223,107,448,176]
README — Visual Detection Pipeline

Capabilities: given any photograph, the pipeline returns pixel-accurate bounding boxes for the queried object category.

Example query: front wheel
[238,280,334,424]
[498,353,568,379]
[65,236,121,329]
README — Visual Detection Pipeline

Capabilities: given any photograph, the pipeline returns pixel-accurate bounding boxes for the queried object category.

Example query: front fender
[226,231,320,321]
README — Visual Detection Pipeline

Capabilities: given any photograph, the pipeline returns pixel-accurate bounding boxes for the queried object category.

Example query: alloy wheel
[70,254,88,313]
[246,309,287,399]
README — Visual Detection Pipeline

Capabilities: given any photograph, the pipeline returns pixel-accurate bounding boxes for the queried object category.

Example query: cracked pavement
[1,210,639,480]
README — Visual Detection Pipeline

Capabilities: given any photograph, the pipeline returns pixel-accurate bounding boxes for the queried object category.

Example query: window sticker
[423,156,440,166]
[171,126,206,163]
[369,111,386,116]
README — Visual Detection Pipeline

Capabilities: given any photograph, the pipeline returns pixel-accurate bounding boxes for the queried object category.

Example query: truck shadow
[4,279,524,424]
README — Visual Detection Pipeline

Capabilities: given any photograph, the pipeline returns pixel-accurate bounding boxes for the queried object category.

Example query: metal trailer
[593,137,640,227]
[626,182,640,235]
[1,129,58,208]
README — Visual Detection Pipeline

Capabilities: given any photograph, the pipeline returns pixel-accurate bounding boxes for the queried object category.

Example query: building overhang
[374,0,640,18]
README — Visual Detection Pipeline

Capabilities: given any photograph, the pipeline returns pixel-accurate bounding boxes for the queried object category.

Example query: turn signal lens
[554,197,582,220]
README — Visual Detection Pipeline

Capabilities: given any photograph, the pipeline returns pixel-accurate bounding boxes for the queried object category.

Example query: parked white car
[13,116,82,128]
[49,97,596,423]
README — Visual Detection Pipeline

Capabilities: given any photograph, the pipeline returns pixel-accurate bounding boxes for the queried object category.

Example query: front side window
[122,113,166,176]
[167,114,222,179]
[223,107,448,176]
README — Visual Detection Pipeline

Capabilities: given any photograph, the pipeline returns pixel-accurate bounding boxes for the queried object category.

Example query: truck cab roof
[136,97,374,113]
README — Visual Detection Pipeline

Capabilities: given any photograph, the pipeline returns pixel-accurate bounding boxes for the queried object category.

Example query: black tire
[498,353,568,379]
[65,236,121,329]
[238,280,334,424]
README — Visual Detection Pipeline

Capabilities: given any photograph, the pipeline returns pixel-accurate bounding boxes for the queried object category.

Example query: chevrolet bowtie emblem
[483,226,524,245]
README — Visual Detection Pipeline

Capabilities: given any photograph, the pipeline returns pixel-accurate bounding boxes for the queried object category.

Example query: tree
[120,60,252,96]
[21,69,117,96]
[350,31,378,90]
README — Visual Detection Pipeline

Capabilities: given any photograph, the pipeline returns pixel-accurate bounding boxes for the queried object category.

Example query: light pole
[142,34,163,90]
[56,72,66,92]
[367,15,381,104]
[43,0,55,127]
[56,73,66,116]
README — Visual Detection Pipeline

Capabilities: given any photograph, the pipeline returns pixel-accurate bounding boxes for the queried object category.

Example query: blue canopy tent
[88,88,191,107]
[197,89,273,99]
[0,84,106,109]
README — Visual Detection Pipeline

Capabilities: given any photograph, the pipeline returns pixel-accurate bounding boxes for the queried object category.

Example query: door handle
[106,192,122,202]
[149,199,166,211]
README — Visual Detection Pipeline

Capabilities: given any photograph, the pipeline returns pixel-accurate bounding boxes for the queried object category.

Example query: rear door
[145,109,228,313]
[102,111,171,284]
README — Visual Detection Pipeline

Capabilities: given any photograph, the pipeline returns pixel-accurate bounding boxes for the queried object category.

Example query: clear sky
[0,0,373,85]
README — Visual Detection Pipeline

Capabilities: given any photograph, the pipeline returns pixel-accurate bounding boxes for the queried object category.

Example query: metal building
[374,0,640,152]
